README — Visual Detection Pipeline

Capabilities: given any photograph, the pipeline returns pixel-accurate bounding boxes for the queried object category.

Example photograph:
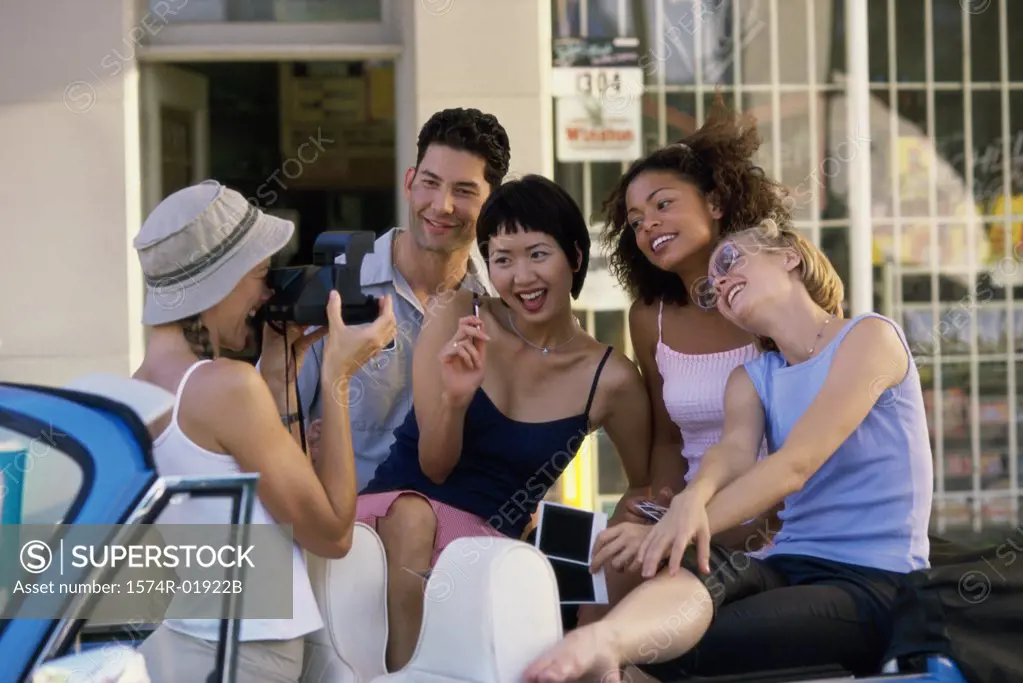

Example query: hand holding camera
[259,321,326,389]
[258,230,388,409]
[322,290,397,380]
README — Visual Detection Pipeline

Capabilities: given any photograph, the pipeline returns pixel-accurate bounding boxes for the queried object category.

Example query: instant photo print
[549,558,599,603]
[534,502,609,605]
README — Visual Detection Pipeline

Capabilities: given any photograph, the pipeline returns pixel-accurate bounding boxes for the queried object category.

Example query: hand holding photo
[533,502,608,605]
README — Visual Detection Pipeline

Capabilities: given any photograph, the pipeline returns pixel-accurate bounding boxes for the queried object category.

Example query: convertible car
[0,376,1018,683]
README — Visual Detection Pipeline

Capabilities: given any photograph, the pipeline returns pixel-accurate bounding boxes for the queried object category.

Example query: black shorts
[636,545,910,679]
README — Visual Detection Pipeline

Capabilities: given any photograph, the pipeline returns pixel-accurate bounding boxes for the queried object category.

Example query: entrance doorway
[139,59,398,359]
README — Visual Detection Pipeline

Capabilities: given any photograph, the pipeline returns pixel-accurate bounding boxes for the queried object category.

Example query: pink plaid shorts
[356,490,507,566]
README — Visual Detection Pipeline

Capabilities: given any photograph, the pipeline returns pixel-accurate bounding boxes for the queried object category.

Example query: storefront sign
[555,96,641,162]
[553,37,642,163]
[551,65,642,100]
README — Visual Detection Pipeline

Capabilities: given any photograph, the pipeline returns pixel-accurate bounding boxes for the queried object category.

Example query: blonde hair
[726,218,845,352]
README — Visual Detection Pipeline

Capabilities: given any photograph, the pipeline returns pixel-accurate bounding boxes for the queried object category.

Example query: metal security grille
[555,0,1023,541]
[870,0,1022,539]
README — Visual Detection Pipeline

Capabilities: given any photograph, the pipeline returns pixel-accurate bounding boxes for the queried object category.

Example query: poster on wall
[553,37,642,163]
[278,62,395,189]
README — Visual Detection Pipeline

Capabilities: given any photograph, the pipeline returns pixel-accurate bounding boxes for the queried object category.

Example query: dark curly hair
[601,93,791,306]
[416,108,512,191]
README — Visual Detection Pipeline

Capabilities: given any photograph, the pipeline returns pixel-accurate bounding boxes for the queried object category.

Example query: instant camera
[261,230,379,327]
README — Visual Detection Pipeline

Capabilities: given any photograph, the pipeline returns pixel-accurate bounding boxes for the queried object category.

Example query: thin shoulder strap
[657,300,664,343]
[172,359,212,423]
[583,346,615,418]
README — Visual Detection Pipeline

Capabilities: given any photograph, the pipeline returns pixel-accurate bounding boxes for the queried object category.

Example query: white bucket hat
[133,180,294,325]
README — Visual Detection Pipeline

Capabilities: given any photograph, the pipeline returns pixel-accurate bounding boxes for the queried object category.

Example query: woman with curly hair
[601,96,792,559]
[572,98,791,644]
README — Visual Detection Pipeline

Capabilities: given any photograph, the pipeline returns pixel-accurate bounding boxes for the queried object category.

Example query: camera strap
[308,343,323,419]
[267,319,310,454]
[287,342,308,454]
[293,346,307,453]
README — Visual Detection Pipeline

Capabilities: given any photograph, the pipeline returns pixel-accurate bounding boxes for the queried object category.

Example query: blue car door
[0,382,158,683]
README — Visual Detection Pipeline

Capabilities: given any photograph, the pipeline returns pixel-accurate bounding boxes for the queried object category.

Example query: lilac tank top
[655,301,768,483]
[743,313,933,572]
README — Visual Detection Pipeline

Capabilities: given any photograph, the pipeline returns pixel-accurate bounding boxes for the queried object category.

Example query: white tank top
[152,360,323,642]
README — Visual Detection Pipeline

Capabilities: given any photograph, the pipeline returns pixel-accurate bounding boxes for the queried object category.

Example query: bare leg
[576,562,646,627]
[522,570,714,683]
[622,665,660,682]
[375,495,438,672]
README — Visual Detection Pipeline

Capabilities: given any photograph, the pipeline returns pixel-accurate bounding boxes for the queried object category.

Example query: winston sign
[553,37,643,163]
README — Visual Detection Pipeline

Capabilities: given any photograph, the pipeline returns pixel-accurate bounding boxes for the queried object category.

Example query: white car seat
[303,528,563,683]
[371,535,563,683]
[63,373,175,426]
[303,522,390,683]
[32,644,150,683]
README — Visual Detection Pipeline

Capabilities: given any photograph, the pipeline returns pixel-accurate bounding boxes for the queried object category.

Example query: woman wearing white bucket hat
[130,180,397,682]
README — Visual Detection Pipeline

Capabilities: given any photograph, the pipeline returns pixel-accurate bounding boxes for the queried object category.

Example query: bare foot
[522,623,622,683]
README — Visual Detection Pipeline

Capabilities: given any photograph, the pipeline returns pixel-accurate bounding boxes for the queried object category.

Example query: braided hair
[179,314,217,360]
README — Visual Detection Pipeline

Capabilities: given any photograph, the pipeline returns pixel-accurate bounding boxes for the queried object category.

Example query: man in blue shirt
[297,108,511,490]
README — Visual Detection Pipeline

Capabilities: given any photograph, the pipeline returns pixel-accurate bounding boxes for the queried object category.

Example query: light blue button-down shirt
[296,227,491,490]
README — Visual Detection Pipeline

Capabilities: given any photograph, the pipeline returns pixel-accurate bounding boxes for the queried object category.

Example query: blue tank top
[744,313,933,573]
[362,346,614,539]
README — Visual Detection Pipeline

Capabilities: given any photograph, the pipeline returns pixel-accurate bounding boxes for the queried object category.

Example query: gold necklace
[808,314,836,356]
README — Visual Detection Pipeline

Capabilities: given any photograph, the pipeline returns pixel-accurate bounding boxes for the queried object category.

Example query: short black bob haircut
[476,174,591,299]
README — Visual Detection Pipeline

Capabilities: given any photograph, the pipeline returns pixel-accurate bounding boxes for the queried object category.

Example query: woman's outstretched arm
[700,317,909,534]
[214,293,396,558]
[687,366,772,548]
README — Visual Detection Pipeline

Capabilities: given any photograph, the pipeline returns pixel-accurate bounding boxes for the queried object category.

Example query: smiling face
[624,170,722,271]
[203,259,272,352]
[709,234,800,326]
[486,227,576,323]
[404,143,490,254]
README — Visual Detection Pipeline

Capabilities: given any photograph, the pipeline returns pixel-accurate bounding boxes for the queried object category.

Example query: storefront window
[864,0,1023,536]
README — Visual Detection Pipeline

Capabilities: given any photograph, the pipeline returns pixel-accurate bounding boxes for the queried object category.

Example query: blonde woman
[524,220,934,681]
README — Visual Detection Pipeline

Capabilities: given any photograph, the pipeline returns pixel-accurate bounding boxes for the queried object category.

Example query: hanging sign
[553,37,643,163]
